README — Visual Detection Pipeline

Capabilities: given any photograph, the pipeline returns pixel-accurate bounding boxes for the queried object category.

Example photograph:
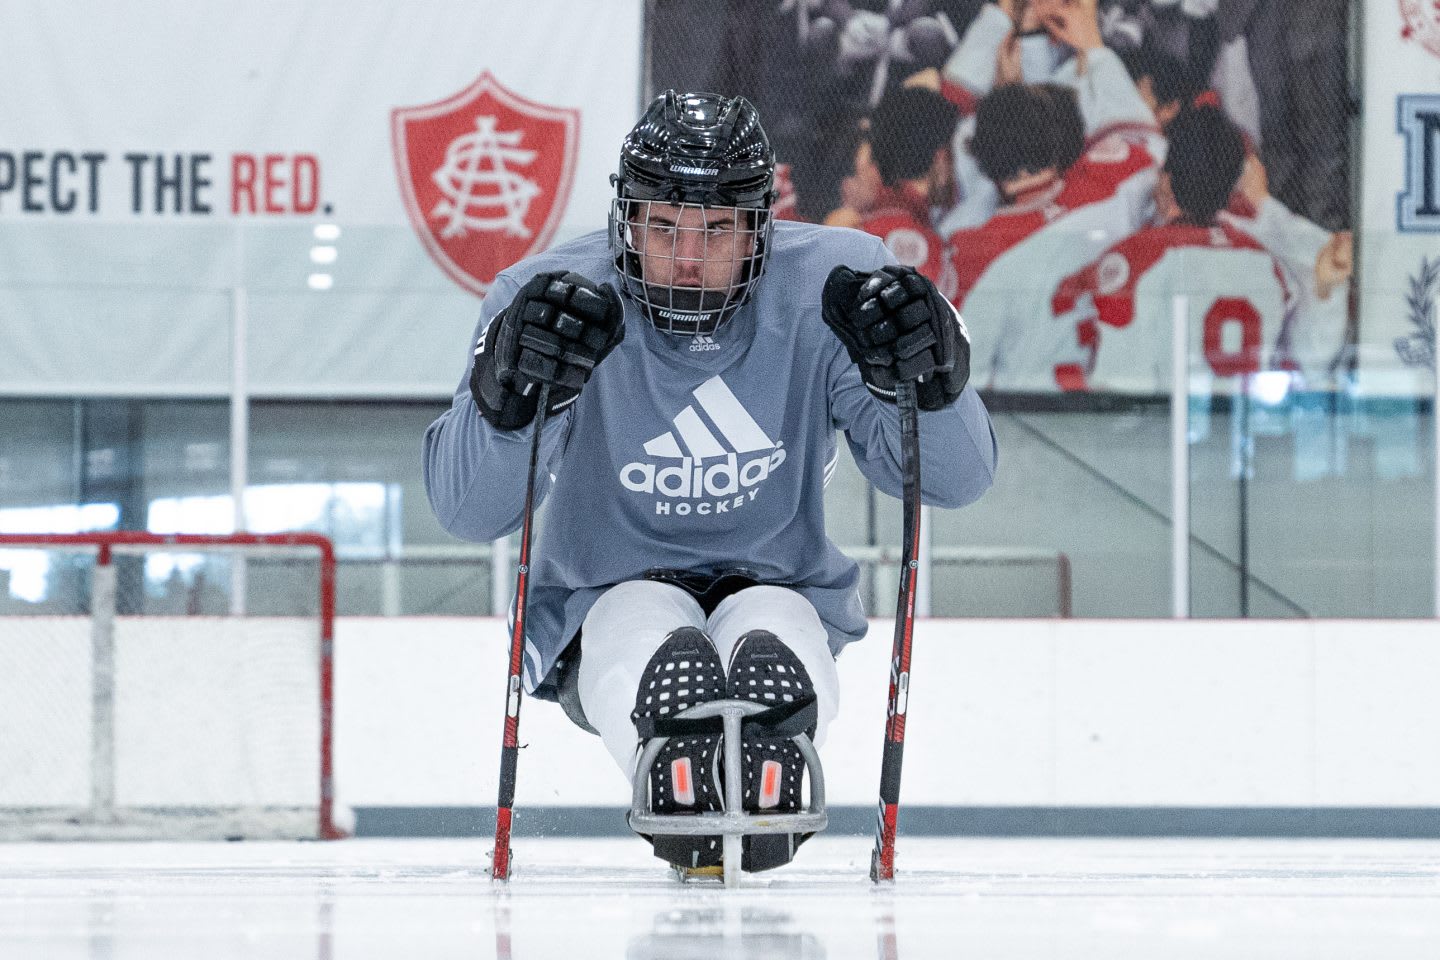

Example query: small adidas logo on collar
[689,334,721,352]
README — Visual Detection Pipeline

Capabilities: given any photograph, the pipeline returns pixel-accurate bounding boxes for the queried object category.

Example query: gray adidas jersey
[424,221,998,693]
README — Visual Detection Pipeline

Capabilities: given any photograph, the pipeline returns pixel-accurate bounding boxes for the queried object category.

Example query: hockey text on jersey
[620,374,786,516]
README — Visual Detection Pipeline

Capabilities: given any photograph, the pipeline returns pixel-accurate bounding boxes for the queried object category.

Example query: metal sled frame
[628,699,828,888]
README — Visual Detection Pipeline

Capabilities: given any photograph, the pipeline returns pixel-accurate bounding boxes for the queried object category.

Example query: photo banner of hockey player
[1360,0,1440,397]
[647,0,1357,396]
[0,1,642,397]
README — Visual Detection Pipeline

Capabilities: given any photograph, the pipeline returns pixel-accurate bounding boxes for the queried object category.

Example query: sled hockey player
[423,91,997,875]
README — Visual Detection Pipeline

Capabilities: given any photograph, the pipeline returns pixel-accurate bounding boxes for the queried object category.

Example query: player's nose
[670,230,708,283]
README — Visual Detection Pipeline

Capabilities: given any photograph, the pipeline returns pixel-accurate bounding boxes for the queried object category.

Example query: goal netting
[0,532,342,840]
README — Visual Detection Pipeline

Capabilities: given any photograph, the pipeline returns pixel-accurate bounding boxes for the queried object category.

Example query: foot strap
[633,696,817,742]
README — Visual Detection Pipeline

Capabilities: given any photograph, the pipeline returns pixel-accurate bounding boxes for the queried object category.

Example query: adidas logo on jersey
[620,375,786,516]
[689,334,721,352]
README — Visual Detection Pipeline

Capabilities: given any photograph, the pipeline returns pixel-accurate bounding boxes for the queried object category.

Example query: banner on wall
[647,0,1356,396]
[0,1,641,397]
[1359,0,1440,396]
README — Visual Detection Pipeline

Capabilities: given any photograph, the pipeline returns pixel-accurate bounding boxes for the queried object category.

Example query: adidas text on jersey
[619,375,787,516]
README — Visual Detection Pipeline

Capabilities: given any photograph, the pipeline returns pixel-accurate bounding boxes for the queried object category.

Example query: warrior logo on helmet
[609,91,778,337]
[392,72,580,295]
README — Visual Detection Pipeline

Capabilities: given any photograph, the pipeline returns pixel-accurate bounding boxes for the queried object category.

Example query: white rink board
[333,617,1440,809]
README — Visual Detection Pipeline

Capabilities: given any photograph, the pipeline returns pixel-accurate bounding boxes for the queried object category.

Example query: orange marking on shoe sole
[671,758,695,806]
[759,760,782,809]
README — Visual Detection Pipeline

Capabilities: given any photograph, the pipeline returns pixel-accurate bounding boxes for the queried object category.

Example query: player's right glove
[470,271,625,430]
[821,264,970,411]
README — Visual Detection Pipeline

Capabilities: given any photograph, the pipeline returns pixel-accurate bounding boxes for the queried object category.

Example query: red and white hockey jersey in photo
[1221,196,1350,385]
[947,132,1159,390]
[1050,221,1295,393]
[858,185,958,299]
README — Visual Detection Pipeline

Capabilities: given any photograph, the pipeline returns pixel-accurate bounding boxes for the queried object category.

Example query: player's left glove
[821,264,970,411]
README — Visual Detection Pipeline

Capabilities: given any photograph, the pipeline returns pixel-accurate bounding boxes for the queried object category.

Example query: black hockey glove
[821,264,970,411]
[470,271,625,430]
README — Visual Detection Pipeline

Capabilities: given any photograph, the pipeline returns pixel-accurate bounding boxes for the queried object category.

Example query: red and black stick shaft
[491,382,551,881]
[871,378,922,883]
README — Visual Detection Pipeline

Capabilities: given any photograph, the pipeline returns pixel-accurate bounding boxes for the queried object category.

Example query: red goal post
[0,532,343,840]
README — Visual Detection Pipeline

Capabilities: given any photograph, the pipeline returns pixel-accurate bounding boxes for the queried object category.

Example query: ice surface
[1,836,1437,958]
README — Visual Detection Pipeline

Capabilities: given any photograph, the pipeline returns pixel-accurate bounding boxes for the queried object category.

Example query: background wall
[1,0,1434,623]
[0,1,1436,840]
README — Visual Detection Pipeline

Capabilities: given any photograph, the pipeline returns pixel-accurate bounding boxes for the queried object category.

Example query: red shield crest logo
[392,72,580,295]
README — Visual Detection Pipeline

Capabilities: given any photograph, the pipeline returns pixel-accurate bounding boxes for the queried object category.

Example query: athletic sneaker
[630,626,727,869]
[724,629,818,871]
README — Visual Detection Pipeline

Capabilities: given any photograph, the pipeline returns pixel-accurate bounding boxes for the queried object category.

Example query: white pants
[577,580,840,775]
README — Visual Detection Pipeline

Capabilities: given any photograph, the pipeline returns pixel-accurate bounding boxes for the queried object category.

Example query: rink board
[332,618,1440,828]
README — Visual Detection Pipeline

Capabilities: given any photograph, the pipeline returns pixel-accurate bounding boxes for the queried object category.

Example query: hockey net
[0,532,342,840]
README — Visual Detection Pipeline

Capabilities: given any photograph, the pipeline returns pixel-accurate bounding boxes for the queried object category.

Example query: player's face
[629,202,753,294]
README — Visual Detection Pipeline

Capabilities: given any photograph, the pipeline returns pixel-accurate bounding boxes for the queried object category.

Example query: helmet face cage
[608,197,773,337]
[609,91,777,337]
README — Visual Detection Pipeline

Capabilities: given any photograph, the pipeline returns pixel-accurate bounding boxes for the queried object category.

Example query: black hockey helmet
[609,91,778,336]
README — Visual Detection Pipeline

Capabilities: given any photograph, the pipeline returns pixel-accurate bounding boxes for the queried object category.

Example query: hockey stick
[492,381,551,881]
[870,378,921,883]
